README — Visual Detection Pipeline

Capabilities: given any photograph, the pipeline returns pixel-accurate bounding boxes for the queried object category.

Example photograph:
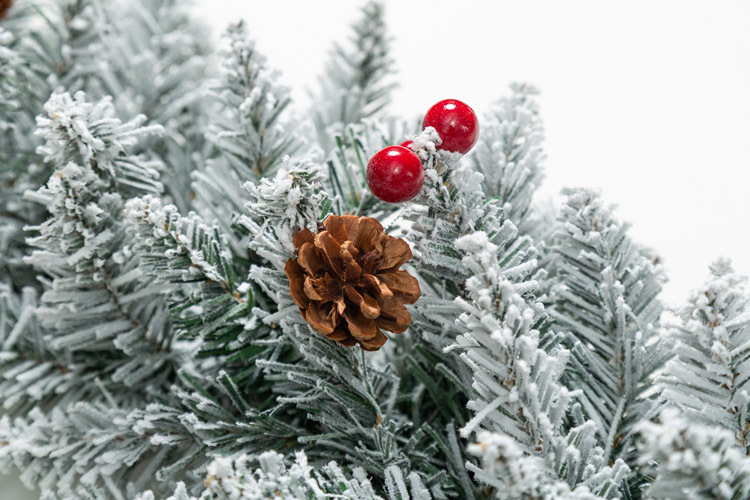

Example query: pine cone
[0,0,11,19]
[285,215,420,351]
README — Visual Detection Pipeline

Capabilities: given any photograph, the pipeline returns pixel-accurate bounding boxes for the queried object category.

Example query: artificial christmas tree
[2,1,750,499]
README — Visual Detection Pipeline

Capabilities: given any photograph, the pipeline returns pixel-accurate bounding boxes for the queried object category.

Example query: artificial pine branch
[0,91,199,497]
[637,408,750,499]
[0,0,211,287]
[141,450,431,500]
[312,0,396,152]
[0,0,106,290]
[450,230,628,498]
[193,21,299,251]
[472,83,546,238]
[547,188,666,469]
[104,0,213,214]
[2,2,749,499]
[659,259,750,452]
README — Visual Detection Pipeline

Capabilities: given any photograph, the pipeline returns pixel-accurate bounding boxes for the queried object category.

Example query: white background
[3,0,750,497]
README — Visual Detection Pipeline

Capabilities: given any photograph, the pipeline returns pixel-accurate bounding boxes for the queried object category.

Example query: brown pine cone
[285,215,420,351]
[0,0,11,19]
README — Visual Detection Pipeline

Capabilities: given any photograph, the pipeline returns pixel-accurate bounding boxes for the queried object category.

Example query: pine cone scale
[303,302,337,334]
[285,215,420,351]
[340,246,362,281]
[323,215,349,240]
[285,260,310,308]
[344,284,380,319]
[294,228,315,249]
[303,276,324,301]
[376,237,412,272]
[359,330,388,351]
[345,217,382,253]
[378,270,420,303]
[374,296,411,334]
[298,242,326,275]
[342,309,379,340]
[317,232,346,277]
[326,328,349,342]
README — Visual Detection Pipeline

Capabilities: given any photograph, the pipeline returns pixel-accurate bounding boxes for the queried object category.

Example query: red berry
[366,146,424,203]
[422,99,479,154]
[399,140,414,150]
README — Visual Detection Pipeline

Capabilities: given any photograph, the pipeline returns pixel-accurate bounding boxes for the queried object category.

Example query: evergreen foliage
[659,259,750,452]
[547,189,666,466]
[193,21,298,250]
[1,2,749,499]
[471,83,545,237]
[637,409,750,499]
[312,1,396,151]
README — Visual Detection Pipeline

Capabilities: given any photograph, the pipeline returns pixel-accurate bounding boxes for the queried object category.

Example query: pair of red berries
[366,99,479,203]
